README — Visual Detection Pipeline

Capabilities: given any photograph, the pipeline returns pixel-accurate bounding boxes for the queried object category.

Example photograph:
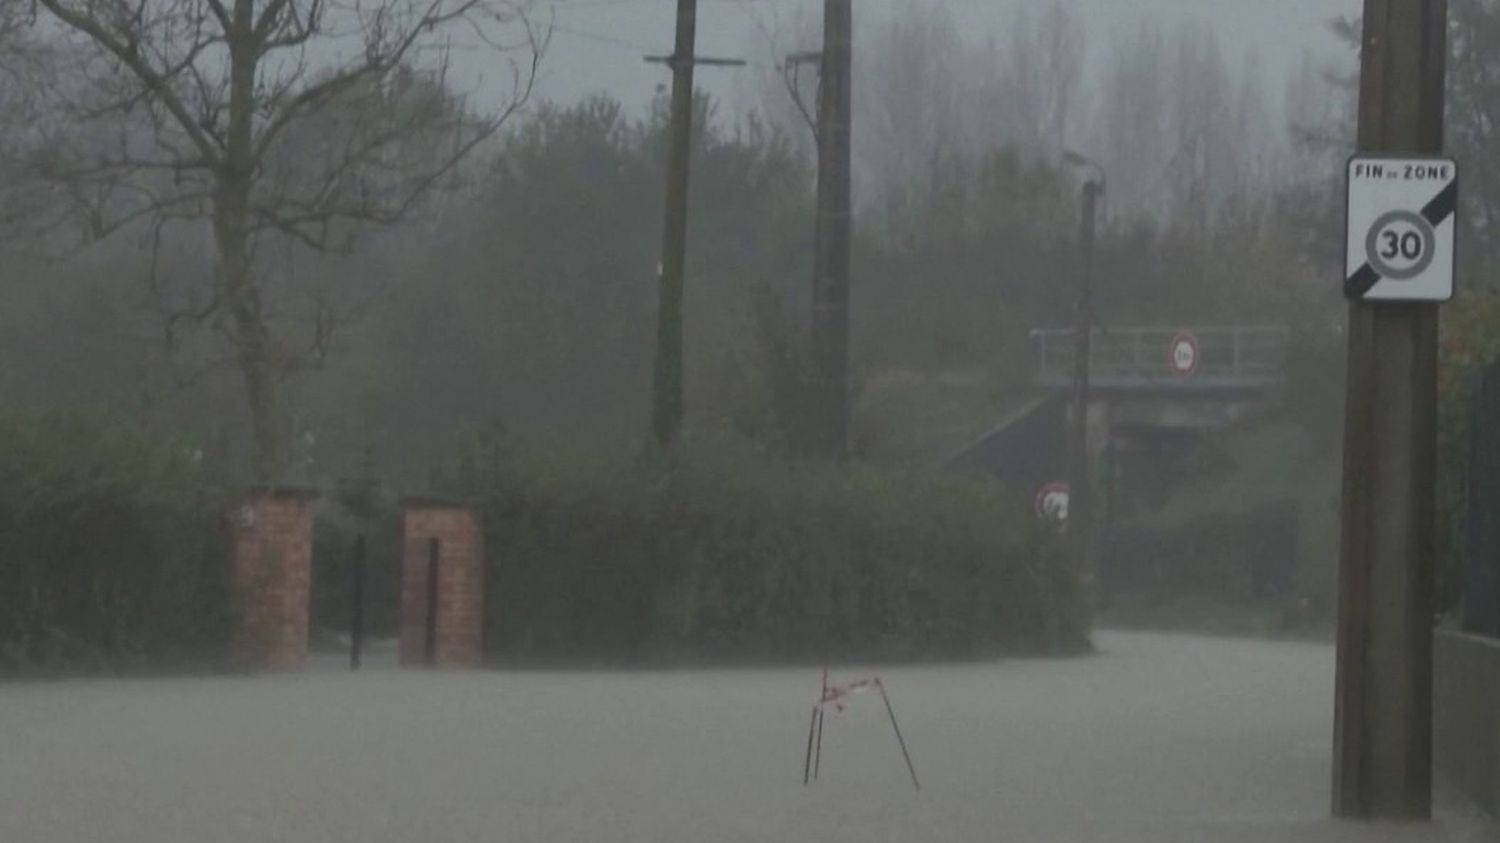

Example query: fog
[536,0,1359,117]
[1,0,1498,839]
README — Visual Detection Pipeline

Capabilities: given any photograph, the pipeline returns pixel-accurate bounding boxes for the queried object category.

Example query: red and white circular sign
[1035,481,1070,521]
[1168,333,1200,377]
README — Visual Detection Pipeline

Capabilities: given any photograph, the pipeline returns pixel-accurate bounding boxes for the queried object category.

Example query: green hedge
[0,412,229,672]
[440,435,1086,663]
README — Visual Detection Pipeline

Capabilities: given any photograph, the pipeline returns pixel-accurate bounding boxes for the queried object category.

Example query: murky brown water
[0,632,1490,842]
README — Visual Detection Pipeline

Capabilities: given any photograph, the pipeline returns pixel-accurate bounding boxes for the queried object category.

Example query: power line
[551,0,795,12]
[549,0,652,10]
[550,19,764,65]
[549,23,657,52]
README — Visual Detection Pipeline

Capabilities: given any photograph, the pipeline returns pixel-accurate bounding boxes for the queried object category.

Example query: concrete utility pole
[1064,153,1103,598]
[646,1,744,447]
[1333,0,1447,821]
[810,0,853,458]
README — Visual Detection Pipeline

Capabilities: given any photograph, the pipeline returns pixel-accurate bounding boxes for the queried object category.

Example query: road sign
[1168,333,1199,377]
[1035,481,1070,521]
[1345,155,1458,302]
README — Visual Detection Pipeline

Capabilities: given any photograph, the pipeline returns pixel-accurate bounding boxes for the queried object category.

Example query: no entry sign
[1345,155,1458,302]
[1168,333,1199,377]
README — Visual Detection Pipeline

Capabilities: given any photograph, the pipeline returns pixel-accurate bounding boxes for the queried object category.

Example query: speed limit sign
[1168,333,1199,377]
[1345,155,1457,302]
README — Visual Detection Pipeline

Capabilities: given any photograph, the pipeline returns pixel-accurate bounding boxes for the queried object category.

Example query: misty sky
[515,0,1362,118]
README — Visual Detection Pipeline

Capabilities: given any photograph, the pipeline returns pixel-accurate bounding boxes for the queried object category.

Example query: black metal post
[425,537,440,667]
[813,706,825,780]
[350,533,366,671]
[1071,180,1102,600]
[876,680,920,792]
[803,706,819,785]
[1102,439,1117,605]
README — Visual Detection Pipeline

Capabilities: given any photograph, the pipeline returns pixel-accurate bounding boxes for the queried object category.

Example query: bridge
[949,325,1293,509]
[1030,325,1291,394]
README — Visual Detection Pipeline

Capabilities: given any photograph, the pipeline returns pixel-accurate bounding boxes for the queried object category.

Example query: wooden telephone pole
[810,0,853,458]
[1333,0,1447,821]
[647,0,743,447]
[648,0,699,448]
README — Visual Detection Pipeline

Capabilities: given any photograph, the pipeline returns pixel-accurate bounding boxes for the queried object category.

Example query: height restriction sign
[1345,155,1458,302]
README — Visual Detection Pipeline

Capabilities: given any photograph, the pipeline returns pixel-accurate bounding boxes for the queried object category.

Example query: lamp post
[1062,150,1105,602]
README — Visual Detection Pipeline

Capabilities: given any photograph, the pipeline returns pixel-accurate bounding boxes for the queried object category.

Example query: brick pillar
[230,488,318,671]
[399,499,484,667]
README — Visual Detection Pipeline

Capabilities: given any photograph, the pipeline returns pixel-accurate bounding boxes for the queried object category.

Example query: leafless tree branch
[782,59,818,139]
[33,0,225,162]
[15,0,545,478]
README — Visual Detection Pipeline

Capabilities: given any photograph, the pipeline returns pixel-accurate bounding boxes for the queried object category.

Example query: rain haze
[1,0,1498,841]
[535,0,1361,116]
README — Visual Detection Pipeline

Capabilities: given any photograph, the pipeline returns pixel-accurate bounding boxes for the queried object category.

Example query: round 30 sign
[1365,209,1437,282]
[1168,332,1199,377]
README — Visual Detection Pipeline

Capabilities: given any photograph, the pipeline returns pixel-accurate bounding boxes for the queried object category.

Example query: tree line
[3,2,1500,488]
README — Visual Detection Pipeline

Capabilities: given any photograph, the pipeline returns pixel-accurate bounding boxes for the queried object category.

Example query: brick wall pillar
[399,499,484,667]
[230,488,318,671]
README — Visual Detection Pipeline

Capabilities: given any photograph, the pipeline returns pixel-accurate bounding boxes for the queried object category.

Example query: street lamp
[1062,150,1105,604]
[1062,150,1105,186]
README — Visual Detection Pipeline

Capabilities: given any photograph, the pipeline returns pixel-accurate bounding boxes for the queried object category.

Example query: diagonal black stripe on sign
[1345,264,1381,298]
[1422,179,1459,227]
[1345,178,1459,298]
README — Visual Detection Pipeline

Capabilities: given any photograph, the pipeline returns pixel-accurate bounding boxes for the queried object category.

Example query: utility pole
[645,3,744,447]
[1333,0,1447,821]
[810,0,852,458]
[648,0,699,448]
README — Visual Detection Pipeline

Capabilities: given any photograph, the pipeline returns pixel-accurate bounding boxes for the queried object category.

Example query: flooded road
[1,632,1491,842]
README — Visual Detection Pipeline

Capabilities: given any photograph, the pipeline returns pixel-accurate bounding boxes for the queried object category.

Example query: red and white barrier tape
[819,675,882,712]
[804,668,920,790]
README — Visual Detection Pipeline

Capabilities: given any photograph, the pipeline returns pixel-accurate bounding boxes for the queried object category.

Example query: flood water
[1,632,1491,842]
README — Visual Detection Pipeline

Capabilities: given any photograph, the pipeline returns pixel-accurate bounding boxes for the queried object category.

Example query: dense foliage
[0,412,229,672]
[437,433,1085,663]
[6,2,1500,662]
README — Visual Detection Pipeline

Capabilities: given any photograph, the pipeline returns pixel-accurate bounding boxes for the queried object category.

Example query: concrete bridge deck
[0,632,1491,842]
[1031,326,1290,394]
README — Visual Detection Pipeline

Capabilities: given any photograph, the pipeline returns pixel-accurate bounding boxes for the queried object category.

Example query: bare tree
[1031,2,1085,153]
[1163,21,1239,228]
[1090,23,1168,216]
[855,1,962,238]
[18,0,546,480]
[734,0,817,158]
[1229,52,1275,198]
[949,2,1083,165]
[1447,0,1500,278]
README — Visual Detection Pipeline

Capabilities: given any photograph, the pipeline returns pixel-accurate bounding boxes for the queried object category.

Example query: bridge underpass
[946,325,1298,597]
[950,325,1291,507]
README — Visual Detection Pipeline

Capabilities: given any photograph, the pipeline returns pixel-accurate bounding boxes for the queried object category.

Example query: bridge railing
[1030,326,1290,389]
